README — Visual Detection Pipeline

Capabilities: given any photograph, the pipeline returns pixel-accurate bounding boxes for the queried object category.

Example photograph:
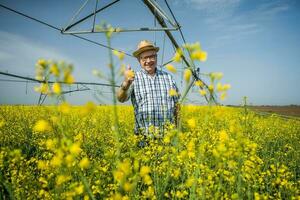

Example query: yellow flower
[37,160,47,170]
[223,84,231,90]
[37,59,47,68]
[189,42,201,51]
[215,72,223,80]
[219,130,229,141]
[199,89,207,96]
[113,170,124,183]
[65,74,75,84]
[45,139,56,150]
[79,157,90,169]
[169,88,178,97]
[35,75,44,81]
[33,120,52,132]
[195,80,204,87]
[75,184,84,195]
[142,186,155,198]
[56,175,71,186]
[184,69,192,82]
[190,51,199,60]
[187,118,196,129]
[185,177,195,187]
[50,64,59,76]
[176,190,186,198]
[165,64,177,73]
[41,83,50,94]
[106,25,115,38]
[208,84,214,92]
[123,182,133,192]
[143,175,153,185]
[0,118,5,128]
[51,155,62,167]
[52,83,61,94]
[113,50,125,60]
[220,92,227,100]
[210,72,223,80]
[140,166,151,177]
[173,48,183,62]
[35,83,49,94]
[84,195,89,200]
[70,142,82,155]
[217,143,227,152]
[75,133,83,141]
[65,154,74,166]
[172,169,181,179]
[58,102,71,114]
[118,159,131,176]
[198,51,207,62]
[80,101,96,116]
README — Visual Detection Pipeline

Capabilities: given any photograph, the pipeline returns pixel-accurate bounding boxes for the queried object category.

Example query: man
[117,40,180,135]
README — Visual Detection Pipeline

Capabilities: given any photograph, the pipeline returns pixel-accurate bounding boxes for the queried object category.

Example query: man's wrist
[120,82,130,90]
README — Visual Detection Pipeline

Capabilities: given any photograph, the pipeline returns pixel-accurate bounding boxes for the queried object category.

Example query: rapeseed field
[1,28,299,199]
[0,105,299,199]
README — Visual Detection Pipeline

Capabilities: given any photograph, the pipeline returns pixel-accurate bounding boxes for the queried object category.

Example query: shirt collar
[140,67,162,76]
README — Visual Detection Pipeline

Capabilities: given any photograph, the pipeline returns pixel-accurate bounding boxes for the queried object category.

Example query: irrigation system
[0,0,217,105]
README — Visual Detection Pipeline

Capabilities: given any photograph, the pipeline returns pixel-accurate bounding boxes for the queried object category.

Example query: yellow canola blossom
[69,142,82,155]
[191,50,207,62]
[113,50,125,60]
[58,102,71,114]
[79,157,90,169]
[140,166,151,177]
[173,48,183,62]
[166,64,177,73]
[184,69,192,82]
[0,105,299,199]
[0,118,5,128]
[187,118,196,128]
[33,120,52,132]
[56,175,71,186]
[64,74,75,84]
[220,92,227,100]
[37,59,47,68]
[50,64,60,76]
[34,83,49,94]
[52,83,61,95]
[195,80,204,87]
[199,89,207,96]
[169,88,178,97]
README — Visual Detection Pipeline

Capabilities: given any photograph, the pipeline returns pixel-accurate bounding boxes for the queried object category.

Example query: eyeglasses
[140,54,157,62]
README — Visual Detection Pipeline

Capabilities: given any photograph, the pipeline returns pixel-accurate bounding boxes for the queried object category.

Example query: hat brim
[133,46,159,58]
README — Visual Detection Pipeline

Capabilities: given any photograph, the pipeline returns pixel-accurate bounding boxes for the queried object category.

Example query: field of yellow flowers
[0,104,299,199]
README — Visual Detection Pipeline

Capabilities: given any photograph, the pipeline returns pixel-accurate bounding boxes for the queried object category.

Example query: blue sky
[0,0,299,105]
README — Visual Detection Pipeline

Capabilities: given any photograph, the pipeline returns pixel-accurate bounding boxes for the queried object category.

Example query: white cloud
[185,0,241,16]
[0,31,74,75]
[202,0,291,49]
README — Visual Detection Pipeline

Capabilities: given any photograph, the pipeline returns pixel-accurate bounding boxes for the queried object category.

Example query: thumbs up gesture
[123,65,135,88]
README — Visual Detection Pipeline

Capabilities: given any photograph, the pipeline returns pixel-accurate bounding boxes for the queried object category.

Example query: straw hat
[133,40,159,58]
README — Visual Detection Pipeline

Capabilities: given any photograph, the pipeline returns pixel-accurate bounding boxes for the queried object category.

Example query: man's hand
[122,65,135,90]
[118,65,135,102]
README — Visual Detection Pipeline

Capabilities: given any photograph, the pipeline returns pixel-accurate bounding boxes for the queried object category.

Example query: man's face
[138,50,157,75]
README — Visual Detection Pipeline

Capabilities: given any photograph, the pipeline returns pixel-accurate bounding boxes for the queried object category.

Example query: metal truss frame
[61,0,180,34]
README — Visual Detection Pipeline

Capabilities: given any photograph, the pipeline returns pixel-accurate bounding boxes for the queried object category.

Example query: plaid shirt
[126,68,179,134]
